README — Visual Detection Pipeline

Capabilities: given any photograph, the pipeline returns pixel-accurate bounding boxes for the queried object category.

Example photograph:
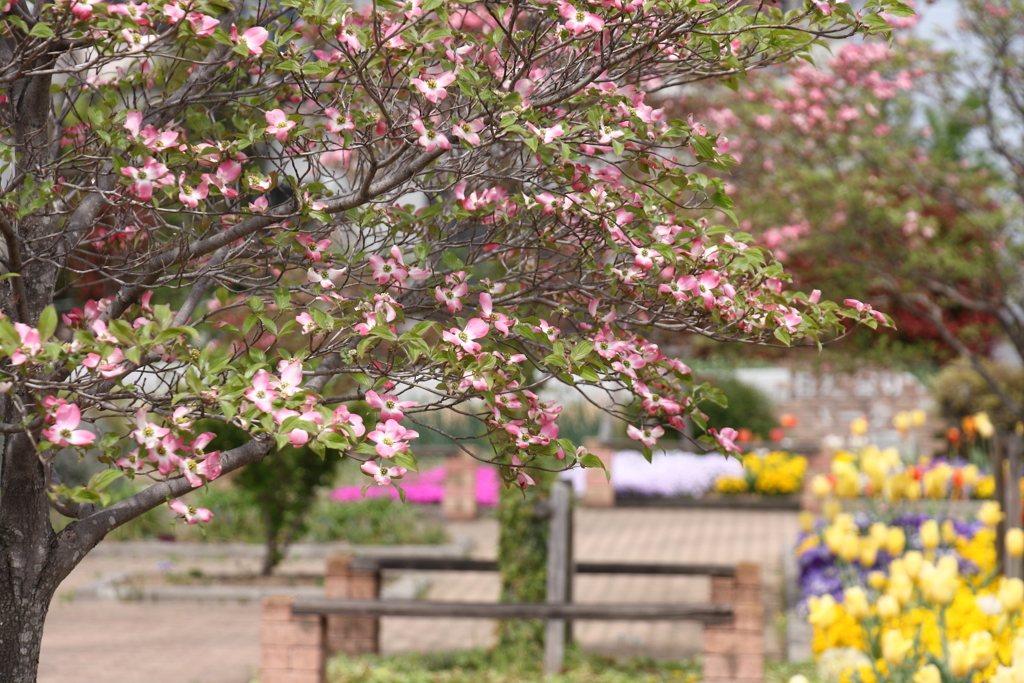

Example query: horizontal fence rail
[291,598,735,624]
[349,556,736,577]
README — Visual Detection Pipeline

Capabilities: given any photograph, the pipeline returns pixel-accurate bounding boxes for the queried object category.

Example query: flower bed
[715,451,808,496]
[793,499,1024,683]
[332,465,501,506]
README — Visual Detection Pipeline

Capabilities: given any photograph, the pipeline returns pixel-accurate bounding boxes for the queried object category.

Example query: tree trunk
[0,435,63,683]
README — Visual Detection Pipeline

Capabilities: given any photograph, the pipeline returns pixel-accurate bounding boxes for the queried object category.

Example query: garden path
[38,507,797,683]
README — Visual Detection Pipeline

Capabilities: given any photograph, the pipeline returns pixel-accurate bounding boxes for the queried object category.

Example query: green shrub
[693,375,776,440]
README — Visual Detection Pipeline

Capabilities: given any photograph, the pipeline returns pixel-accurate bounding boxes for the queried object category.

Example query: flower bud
[886,527,906,557]
[882,629,912,666]
[913,664,941,683]
[949,640,973,678]
[1000,578,1024,612]
[844,586,870,620]
[903,550,923,579]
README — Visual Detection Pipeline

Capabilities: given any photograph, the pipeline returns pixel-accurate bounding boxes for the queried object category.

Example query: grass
[326,649,825,683]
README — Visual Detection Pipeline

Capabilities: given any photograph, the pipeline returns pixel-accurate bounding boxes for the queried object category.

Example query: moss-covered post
[496,469,555,655]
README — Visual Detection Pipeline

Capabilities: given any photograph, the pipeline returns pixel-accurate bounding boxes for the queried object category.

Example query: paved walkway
[39,507,797,683]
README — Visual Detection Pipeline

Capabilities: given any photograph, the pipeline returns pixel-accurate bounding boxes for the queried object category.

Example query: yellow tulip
[844,586,870,620]
[1012,635,1024,664]
[980,501,1005,527]
[920,559,959,605]
[807,594,838,628]
[825,525,845,554]
[870,522,888,545]
[920,520,940,551]
[886,527,906,556]
[868,571,888,591]
[850,416,869,436]
[823,499,842,522]
[962,464,980,487]
[811,474,832,498]
[903,550,923,579]
[976,412,995,439]
[969,630,996,669]
[1008,529,1024,558]
[893,411,911,434]
[1000,578,1024,612]
[877,594,900,620]
[911,409,926,427]
[913,664,941,683]
[882,629,913,666]
[942,519,958,545]
[799,511,815,533]
[905,479,922,500]
[888,573,915,606]
[839,534,860,563]
[950,640,974,678]
[859,539,878,568]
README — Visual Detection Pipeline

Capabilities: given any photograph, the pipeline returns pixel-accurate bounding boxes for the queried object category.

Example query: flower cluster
[810,446,994,502]
[714,450,807,495]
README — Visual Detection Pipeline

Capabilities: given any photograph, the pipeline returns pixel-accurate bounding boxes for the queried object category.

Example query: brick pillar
[703,563,764,683]
[261,595,326,683]
[443,454,478,520]
[581,438,615,507]
[324,554,380,655]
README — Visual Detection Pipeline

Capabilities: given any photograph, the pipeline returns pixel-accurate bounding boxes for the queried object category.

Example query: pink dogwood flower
[274,359,304,397]
[434,280,469,313]
[245,369,278,412]
[187,12,220,36]
[366,390,418,422]
[361,461,408,486]
[324,108,354,134]
[132,408,169,449]
[368,247,409,285]
[296,235,332,262]
[452,119,484,146]
[412,119,451,152]
[479,293,513,337]
[149,434,185,476]
[559,2,605,34]
[178,175,209,208]
[231,25,269,55]
[367,419,419,458]
[627,424,664,446]
[180,451,222,487]
[710,427,742,454]
[442,318,489,353]
[410,71,457,103]
[265,109,296,142]
[122,157,172,201]
[679,270,721,309]
[43,404,96,447]
[169,499,213,524]
[10,323,41,365]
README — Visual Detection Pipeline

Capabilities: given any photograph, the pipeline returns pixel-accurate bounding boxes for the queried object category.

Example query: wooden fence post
[324,554,380,656]
[544,480,573,675]
[995,432,1008,575]
[1008,434,1023,581]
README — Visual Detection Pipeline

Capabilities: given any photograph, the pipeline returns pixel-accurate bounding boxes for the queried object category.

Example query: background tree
[0,0,904,677]
[679,5,1024,429]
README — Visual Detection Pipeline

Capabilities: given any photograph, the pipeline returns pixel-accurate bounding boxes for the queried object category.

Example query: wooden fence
[261,481,764,683]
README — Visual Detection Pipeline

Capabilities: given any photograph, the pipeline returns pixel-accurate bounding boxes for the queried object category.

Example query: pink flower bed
[331,465,500,505]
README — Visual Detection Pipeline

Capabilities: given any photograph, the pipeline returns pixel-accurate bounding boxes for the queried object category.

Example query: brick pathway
[39,507,797,683]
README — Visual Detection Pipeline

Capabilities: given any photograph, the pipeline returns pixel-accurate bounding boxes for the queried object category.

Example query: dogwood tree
[0,0,905,675]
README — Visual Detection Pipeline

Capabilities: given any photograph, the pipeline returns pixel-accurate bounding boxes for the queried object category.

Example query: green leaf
[578,453,608,480]
[570,340,594,362]
[350,372,373,388]
[36,306,56,342]
[414,242,430,261]
[87,469,124,493]
[274,288,291,309]
[29,22,56,38]
[393,451,419,473]
[441,251,464,271]
[247,296,265,313]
